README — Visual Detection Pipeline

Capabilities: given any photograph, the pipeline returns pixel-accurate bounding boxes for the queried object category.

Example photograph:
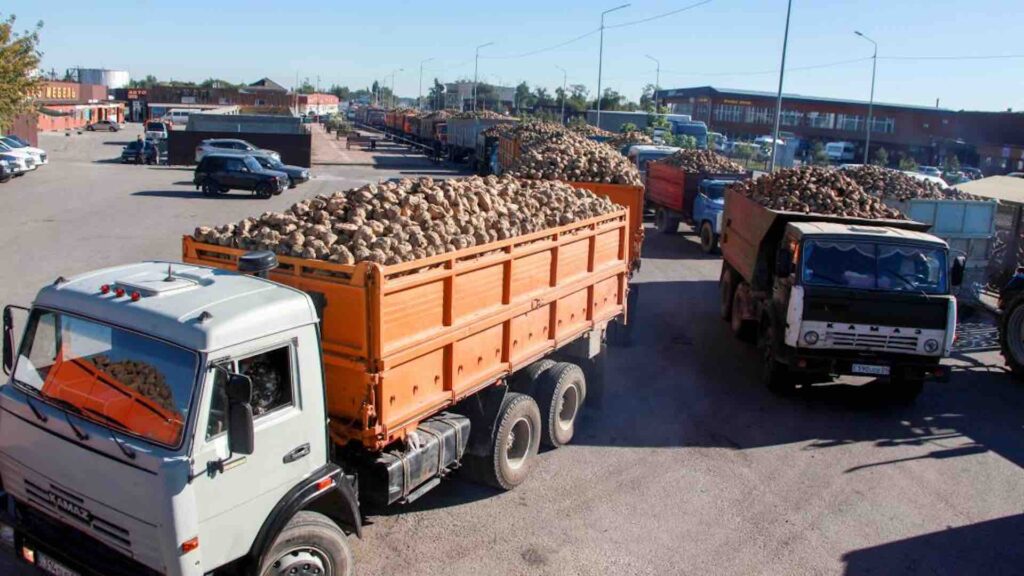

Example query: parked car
[0,137,47,166]
[193,153,288,198]
[0,153,33,176]
[144,121,170,141]
[917,165,942,177]
[194,138,281,162]
[904,171,948,188]
[961,167,983,180]
[252,155,310,187]
[1007,172,1024,178]
[0,141,38,172]
[120,140,160,164]
[85,120,121,132]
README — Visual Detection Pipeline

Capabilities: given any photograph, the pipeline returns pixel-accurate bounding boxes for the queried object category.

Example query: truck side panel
[646,162,687,213]
[183,210,628,451]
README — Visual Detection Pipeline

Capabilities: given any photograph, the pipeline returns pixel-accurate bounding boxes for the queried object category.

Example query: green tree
[620,122,638,133]
[514,82,535,112]
[296,79,315,94]
[677,135,698,150]
[898,152,918,171]
[810,141,830,166]
[0,15,43,130]
[327,84,351,101]
[566,84,589,112]
[128,74,158,88]
[872,146,889,167]
[533,87,553,107]
[427,79,444,110]
[592,88,625,112]
[639,83,657,111]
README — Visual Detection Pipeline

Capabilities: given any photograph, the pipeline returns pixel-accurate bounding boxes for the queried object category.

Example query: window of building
[780,110,803,126]
[837,114,864,132]
[674,102,695,117]
[743,107,774,125]
[869,117,895,134]
[806,112,835,129]
[714,104,745,123]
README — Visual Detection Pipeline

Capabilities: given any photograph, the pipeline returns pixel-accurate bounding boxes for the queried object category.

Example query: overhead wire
[606,0,714,29]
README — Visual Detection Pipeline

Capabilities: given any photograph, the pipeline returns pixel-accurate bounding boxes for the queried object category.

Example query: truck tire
[535,362,586,448]
[720,264,735,320]
[258,511,353,576]
[730,284,757,343]
[759,319,793,394]
[467,392,542,490]
[511,359,556,396]
[655,208,678,234]
[999,294,1024,380]
[700,221,719,254]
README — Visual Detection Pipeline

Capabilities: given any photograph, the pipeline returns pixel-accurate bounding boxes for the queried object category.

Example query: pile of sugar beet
[193,176,618,265]
[730,165,981,219]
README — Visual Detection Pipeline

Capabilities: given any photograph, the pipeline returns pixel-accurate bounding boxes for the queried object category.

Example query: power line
[482,29,601,60]
[606,0,714,29]
[660,56,872,78]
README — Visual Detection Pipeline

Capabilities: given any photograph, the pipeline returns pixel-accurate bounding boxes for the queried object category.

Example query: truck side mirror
[2,306,14,376]
[951,256,966,287]
[775,247,793,277]
[226,373,255,455]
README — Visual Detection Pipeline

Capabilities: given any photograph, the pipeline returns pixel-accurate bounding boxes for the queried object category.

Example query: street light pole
[556,65,567,125]
[596,3,630,131]
[390,69,403,109]
[645,54,660,110]
[474,42,494,112]
[419,58,435,111]
[855,31,878,165]
[768,0,793,173]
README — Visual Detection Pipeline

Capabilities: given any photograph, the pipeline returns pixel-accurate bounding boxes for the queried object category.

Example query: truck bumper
[782,350,949,382]
[0,495,166,576]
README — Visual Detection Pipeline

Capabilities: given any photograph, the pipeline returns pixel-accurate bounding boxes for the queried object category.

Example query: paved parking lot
[2,129,1023,575]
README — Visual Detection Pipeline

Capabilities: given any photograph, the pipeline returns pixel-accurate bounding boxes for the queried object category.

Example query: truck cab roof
[787,221,948,247]
[33,262,317,352]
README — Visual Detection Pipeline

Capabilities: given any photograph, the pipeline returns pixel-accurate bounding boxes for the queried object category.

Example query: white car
[0,141,39,171]
[0,135,47,165]
[194,138,281,162]
[145,121,170,141]
[904,171,948,188]
[0,152,35,176]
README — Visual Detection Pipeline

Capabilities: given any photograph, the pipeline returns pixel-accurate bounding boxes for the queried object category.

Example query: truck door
[190,331,325,569]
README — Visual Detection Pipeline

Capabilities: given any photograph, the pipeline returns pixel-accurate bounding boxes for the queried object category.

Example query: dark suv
[121,140,159,164]
[194,154,288,198]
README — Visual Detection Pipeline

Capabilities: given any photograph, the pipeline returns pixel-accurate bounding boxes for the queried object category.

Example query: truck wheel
[471,392,542,490]
[511,359,556,396]
[720,264,735,320]
[655,208,678,234]
[700,221,719,254]
[259,511,353,576]
[890,376,924,404]
[730,285,757,343]
[536,362,586,448]
[999,294,1024,380]
[760,321,793,394]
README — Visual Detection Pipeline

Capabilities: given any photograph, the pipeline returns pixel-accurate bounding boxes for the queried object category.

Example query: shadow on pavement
[841,512,1024,575]
[132,190,256,200]
[573,277,1024,471]
[102,140,132,146]
[639,223,719,261]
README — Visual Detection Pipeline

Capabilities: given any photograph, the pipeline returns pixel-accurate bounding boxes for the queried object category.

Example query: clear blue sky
[7,0,1022,111]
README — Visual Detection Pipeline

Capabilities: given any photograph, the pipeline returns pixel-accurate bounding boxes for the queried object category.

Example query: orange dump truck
[182,198,635,498]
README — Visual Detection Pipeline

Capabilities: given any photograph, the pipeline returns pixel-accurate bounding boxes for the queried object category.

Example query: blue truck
[646,159,748,253]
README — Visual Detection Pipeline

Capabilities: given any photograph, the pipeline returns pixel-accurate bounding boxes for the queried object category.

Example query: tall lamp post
[596,3,630,130]
[418,58,435,111]
[768,0,793,173]
[556,65,567,125]
[473,42,494,112]
[855,30,878,165]
[389,68,403,109]
[645,54,660,110]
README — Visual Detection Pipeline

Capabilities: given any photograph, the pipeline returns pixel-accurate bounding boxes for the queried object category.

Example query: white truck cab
[0,261,355,576]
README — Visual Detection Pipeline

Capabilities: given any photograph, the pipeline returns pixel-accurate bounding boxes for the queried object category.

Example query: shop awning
[38,107,72,117]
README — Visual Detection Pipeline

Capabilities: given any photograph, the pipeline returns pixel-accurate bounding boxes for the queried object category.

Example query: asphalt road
[1,128,1022,575]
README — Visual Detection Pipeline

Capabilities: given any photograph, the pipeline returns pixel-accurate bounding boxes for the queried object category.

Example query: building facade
[657,86,1024,174]
[113,79,294,122]
[444,82,515,112]
[32,81,124,134]
[296,93,340,116]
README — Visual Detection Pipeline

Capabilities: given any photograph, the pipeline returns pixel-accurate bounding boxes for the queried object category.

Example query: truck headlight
[924,339,939,353]
[803,331,819,345]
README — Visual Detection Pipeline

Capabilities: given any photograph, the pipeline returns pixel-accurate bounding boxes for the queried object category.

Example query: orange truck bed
[183,209,629,452]
[497,135,645,272]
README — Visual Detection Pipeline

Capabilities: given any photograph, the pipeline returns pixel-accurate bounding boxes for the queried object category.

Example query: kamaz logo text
[48,492,92,524]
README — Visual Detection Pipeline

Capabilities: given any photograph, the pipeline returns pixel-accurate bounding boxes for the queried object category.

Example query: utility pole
[596,4,630,131]
[418,58,434,110]
[389,68,403,109]
[474,42,494,112]
[645,54,660,110]
[769,0,793,173]
[556,65,567,125]
[855,31,878,165]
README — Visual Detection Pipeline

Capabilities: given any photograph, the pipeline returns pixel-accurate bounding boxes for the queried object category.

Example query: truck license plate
[852,363,890,376]
[37,553,81,576]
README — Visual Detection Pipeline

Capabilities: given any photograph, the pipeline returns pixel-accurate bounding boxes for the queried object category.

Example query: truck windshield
[11,309,196,448]
[702,182,728,200]
[802,240,948,294]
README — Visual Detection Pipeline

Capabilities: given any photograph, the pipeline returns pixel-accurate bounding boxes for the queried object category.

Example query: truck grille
[24,479,132,551]
[827,331,919,353]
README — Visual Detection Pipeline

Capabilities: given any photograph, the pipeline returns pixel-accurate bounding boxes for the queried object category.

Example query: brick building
[657,86,1024,174]
[4,81,125,145]
[113,79,294,122]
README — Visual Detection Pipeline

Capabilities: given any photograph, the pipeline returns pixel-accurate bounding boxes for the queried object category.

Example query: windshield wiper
[41,395,90,441]
[76,406,137,460]
[22,391,48,423]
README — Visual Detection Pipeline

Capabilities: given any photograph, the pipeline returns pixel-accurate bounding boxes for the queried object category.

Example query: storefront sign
[127,89,147,100]
[36,83,79,102]
[722,99,753,106]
